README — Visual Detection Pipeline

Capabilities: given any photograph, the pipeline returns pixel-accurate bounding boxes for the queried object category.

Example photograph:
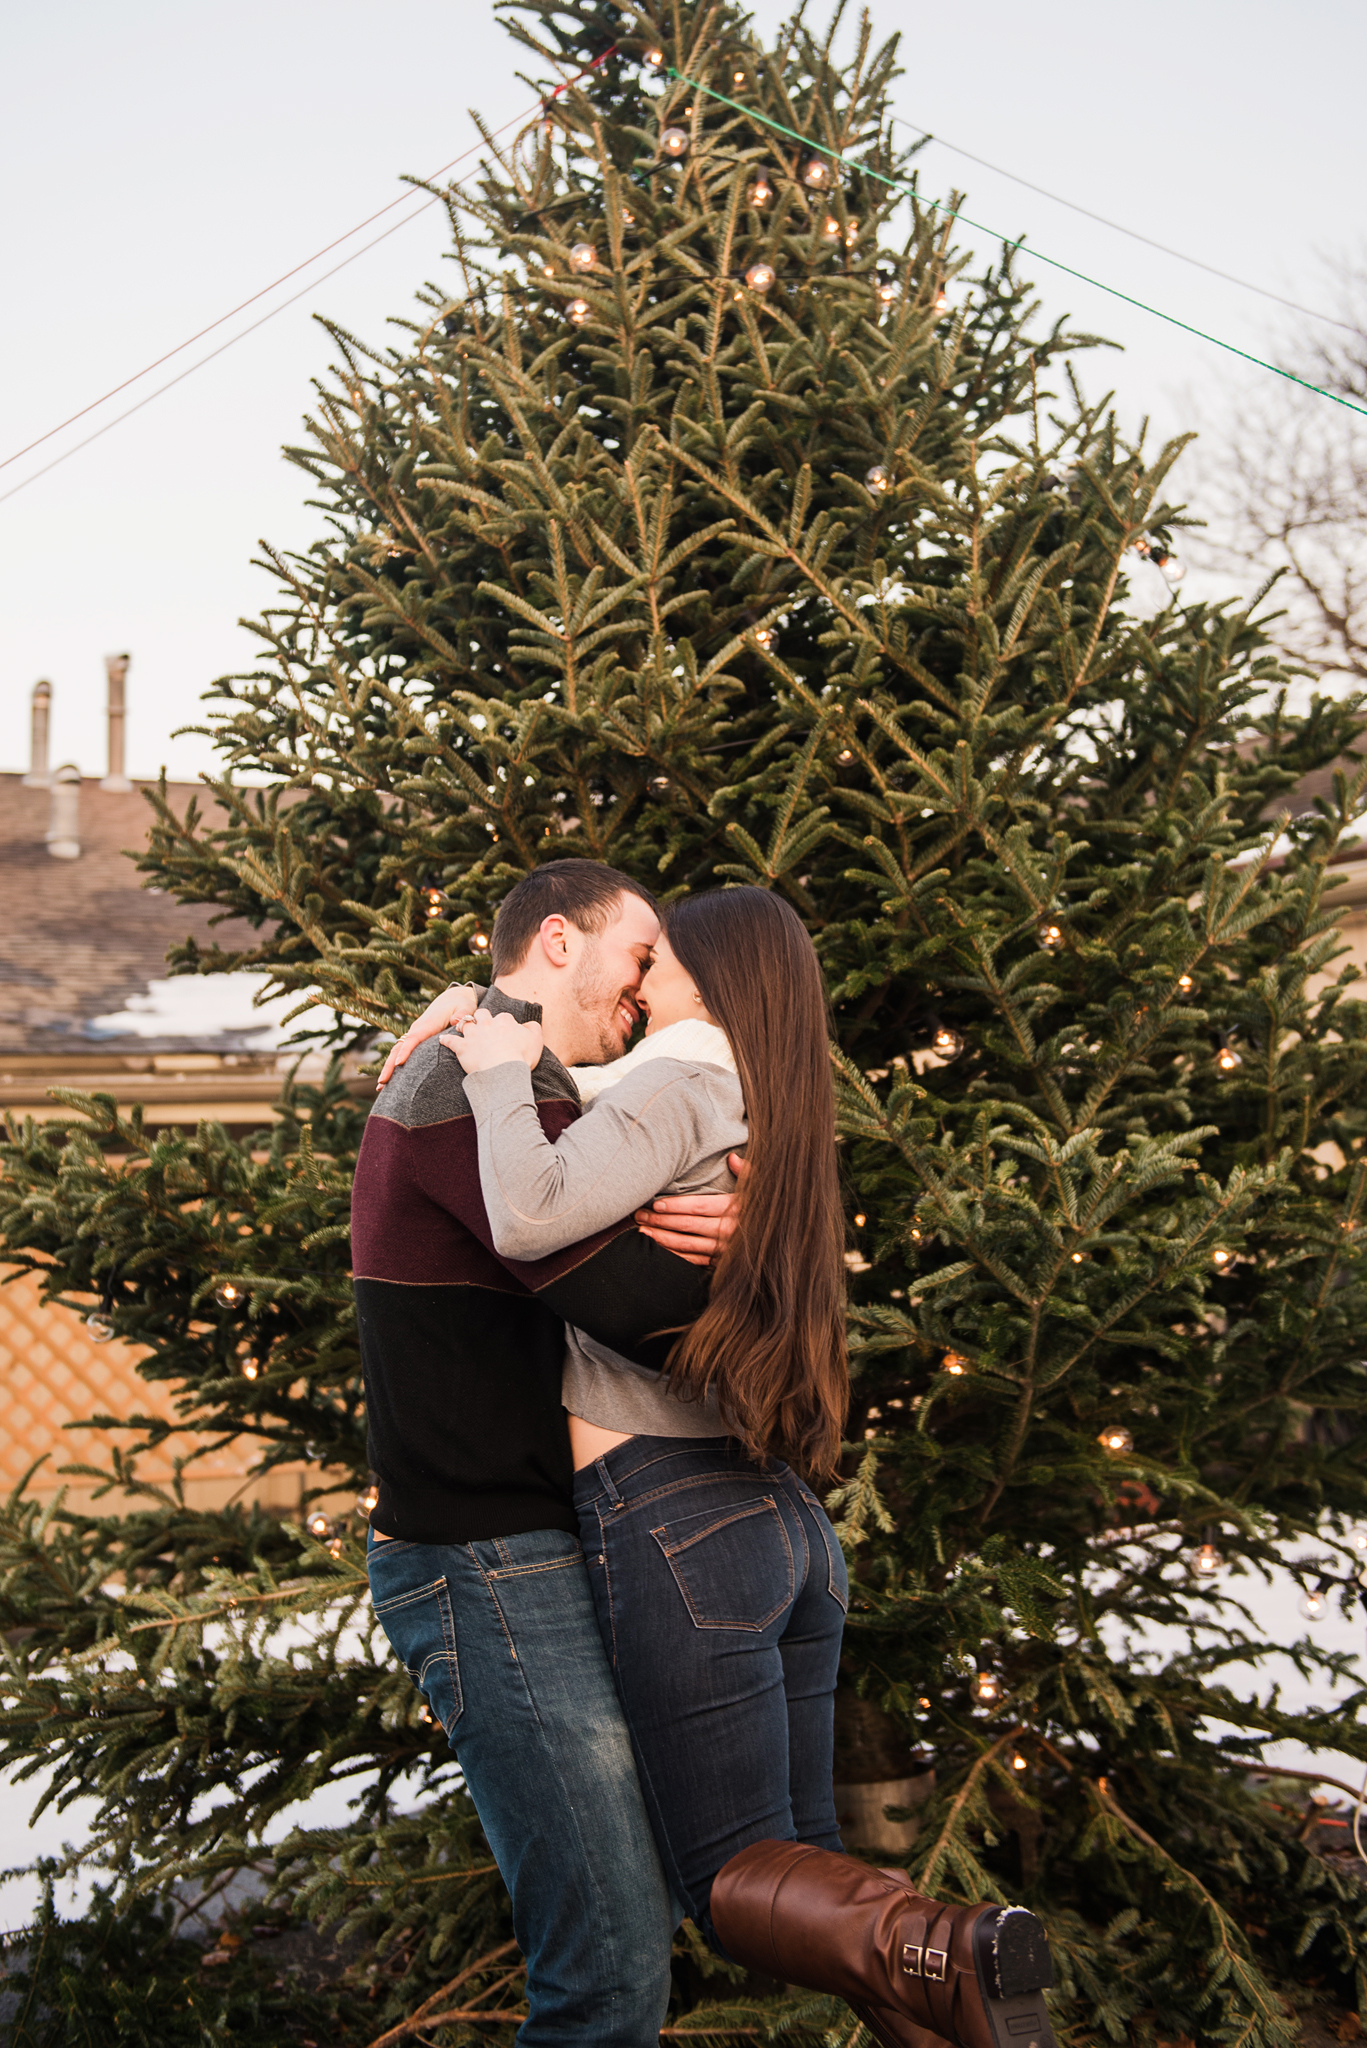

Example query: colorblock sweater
[350,987,710,1543]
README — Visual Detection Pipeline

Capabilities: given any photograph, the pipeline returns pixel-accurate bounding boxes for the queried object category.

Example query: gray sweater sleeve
[461,1056,747,1260]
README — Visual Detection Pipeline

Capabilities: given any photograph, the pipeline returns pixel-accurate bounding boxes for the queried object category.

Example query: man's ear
[536,913,573,968]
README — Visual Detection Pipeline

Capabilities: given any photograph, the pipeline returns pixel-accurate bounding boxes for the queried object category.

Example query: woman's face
[637,932,714,1035]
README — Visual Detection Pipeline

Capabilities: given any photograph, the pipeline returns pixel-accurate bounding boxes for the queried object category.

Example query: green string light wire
[666,65,1367,424]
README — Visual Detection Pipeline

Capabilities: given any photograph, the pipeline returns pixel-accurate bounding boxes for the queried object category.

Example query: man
[352,859,734,2048]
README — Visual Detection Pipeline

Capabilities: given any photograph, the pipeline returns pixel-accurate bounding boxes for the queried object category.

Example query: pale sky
[3,0,1364,783]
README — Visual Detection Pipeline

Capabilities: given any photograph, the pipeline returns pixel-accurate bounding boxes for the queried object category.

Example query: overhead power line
[672,68,1367,423]
[891,115,1357,337]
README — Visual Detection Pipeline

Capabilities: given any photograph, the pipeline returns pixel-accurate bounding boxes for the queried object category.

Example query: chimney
[101,652,133,792]
[47,762,81,859]
[22,679,52,786]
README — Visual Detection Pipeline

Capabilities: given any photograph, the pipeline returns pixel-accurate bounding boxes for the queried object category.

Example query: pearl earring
[692,990,703,1004]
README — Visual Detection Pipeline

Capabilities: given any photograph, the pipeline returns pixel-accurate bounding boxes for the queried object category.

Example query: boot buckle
[900,1943,947,1981]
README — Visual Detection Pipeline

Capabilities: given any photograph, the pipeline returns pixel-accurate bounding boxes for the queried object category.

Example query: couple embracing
[352,859,1055,2048]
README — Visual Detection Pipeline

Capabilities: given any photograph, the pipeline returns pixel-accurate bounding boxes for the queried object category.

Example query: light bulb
[837,747,855,763]
[748,176,773,207]
[1299,1588,1327,1621]
[86,1311,115,1343]
[306,1512,332,1540]
[933,286,950,314]
[327,1536,344,1558]
[1192,1541,1224,1576]
[821,215,841,240]
[908,1222,925,1244]
[845,218,860,245]
[754,626,777,653]
[801,156,830,187]
[1097,1424,1133,1454]
[1130,536,1152,558]
[240,1357,260,1382]
[1351,1529,1367,1553]
[932,1026,964,1059]
[643,46,664,67]
[853,1212,867,1228]
[568,241,596,271]
[973,1670,1001,1703]
[732,65,746,85]
[647,773,672,797]
[1177,972,1194,994]
[1162,556,1187,583]
[214,1280,244,1310]
[941,1351,970,1377]
[422,887,445,920]
[567,298,591,326]
[876,277,897,304]
[1210,1247,1233,1269]
[621,208,635,227]
[744,261,776,294]
[917,1695,931,1709]
[660,127,690,159]
[1215,1045,1242,1073]
[469,930,491,954]
[1010,1751,1029,1773]
[540,117,554,140]
[358,1482,380,1514]
[865,464,891,493]
[1037,922,1064,951]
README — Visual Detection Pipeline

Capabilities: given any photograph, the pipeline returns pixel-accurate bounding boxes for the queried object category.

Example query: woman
[382,887,1057,2048]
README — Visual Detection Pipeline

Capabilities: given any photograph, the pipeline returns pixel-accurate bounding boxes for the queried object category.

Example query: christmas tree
[3,1,1367,2040]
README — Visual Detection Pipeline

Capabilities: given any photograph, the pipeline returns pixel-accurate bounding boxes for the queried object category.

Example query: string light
[837,746,855,763]
[621,208,635,227]
[876,276,897,304]
[845,219,860,246]
[643,46,664,67]
[660,127,690,159]
[748,175,774,207]
[918,1695,931,1709]
[744,261,776,293]
[821,215,841,240]
[1150,546,1187,583]
[647,773,672,797]
[931,1026,964,1059]
[941,1351,970,1377]
[213,1280,245,1310]
[1299,1587,1328,1620]
[1097,1424,1133,1454]
[306,1512,333,1540]
[801,157,831,188]
[327,1536,345,1558]
[567,298,591,326]
[753,626,778,653]
[1177,973,1195,995]
[973,1670,1001,1704]
[422,886,446,921]
[240,1356,260,1382]
[1215,1044,1242,1073]
[568,242,596,271]
[1010,1751,1029,1773]
[865,464,891,493]
[469,929,491,955]
[417,1703,436,1725]
[853,1212,867,1228]
[1192,1540,1224,1576]
[86,1311,115,1343]
[358,1482,380,1514]
[1037,922,1064,951]
[1210,1247,1233,1270]
[933,286,950,314]
[731,64,747,85]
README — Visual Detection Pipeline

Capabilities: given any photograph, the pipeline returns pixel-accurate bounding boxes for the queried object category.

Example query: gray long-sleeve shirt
[462,1046,747,1438]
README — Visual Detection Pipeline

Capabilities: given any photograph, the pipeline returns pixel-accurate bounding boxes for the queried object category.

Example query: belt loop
[595,1454,626,1509]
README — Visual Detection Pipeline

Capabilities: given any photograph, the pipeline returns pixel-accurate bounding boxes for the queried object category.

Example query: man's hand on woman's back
[634,1154,747,1267]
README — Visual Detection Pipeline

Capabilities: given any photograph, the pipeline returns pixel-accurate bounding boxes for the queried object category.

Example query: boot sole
[972,1906,1056,2048]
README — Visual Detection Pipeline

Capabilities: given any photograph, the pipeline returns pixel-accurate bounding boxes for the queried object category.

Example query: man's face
[566,893,660,1065]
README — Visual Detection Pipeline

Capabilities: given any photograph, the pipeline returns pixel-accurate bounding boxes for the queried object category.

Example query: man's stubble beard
[567,944,630,1066]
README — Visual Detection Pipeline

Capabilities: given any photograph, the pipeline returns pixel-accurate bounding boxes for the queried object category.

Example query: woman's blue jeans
[573,1435,849,1947]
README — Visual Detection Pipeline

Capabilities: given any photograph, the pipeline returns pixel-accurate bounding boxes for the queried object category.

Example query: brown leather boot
[710,1841,1057,2048]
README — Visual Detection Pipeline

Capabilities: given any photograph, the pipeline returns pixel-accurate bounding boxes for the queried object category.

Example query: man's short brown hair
[489,859,659,977]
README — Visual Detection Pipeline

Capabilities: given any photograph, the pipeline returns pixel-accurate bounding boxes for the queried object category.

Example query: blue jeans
[573,1437,849,1948]
[366,1527,674,2048]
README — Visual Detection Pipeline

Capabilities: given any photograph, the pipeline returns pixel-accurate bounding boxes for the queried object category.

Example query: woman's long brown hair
[664,887,849,1476]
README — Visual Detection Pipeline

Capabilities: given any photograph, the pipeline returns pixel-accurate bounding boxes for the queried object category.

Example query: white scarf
[569,1017,736,1103]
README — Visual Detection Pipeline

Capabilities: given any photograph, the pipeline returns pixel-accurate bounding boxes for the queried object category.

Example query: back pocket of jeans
[370,1574,463,1733]
[649,1497,794,1631]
